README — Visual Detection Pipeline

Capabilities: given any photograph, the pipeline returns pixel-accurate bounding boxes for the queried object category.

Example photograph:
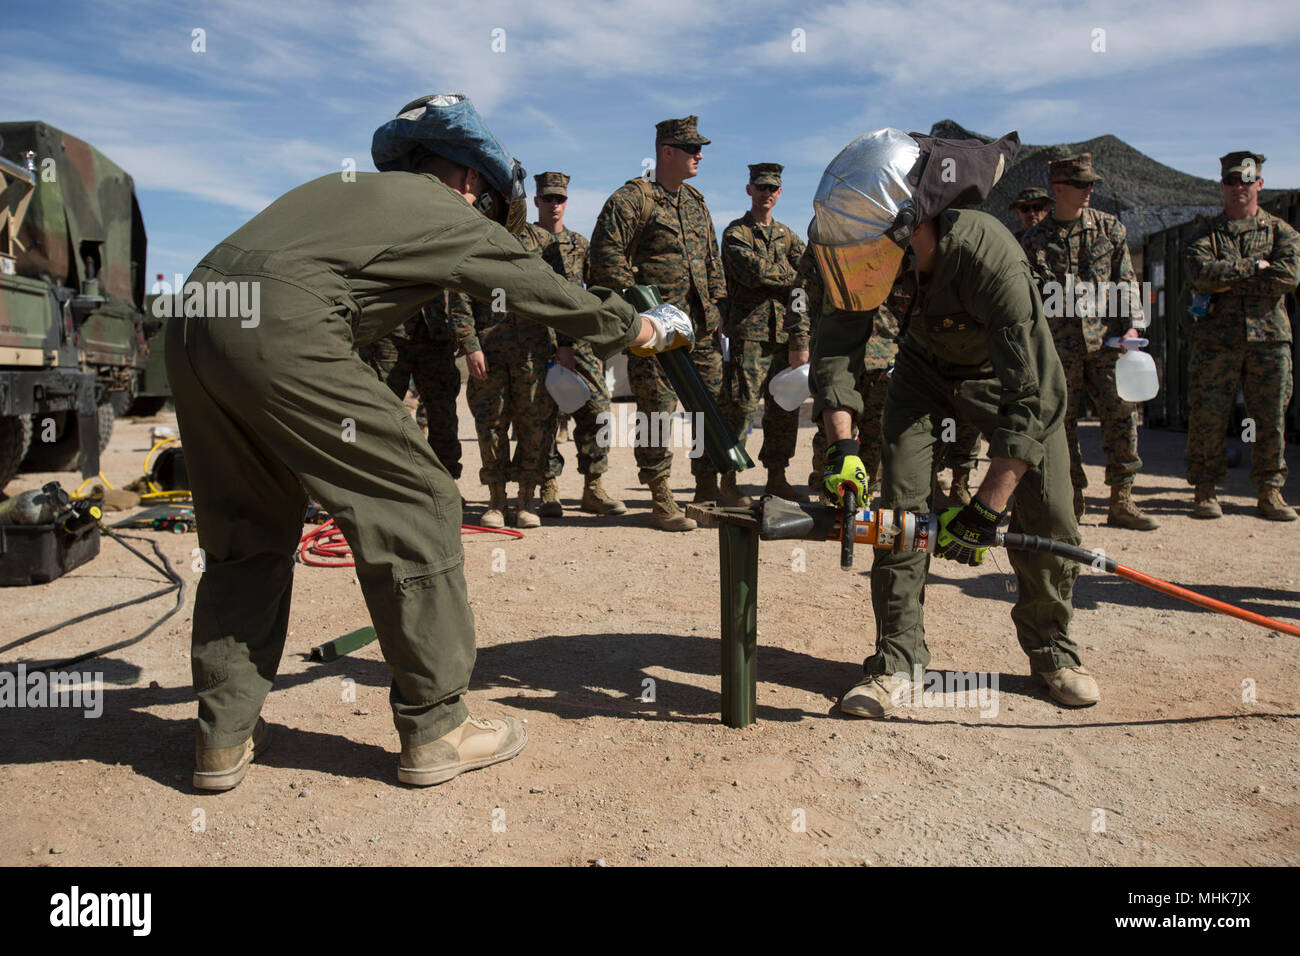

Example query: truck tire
[0,415,33,490]
[21,402,115,473]
[125,395,168,417]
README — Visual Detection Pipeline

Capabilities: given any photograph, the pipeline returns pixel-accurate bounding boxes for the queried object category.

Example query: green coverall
[165,172,640,751]
[812,209,1083,677]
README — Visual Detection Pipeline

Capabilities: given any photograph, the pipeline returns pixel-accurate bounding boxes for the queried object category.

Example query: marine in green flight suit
[809,128,1100,718]
[165,95,688,790]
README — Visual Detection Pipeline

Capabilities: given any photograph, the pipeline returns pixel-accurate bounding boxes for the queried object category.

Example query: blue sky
[4,0,1299,288]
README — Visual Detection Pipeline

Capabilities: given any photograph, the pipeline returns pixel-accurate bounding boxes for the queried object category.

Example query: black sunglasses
[539,194,567,203]
[1061,179,1094,190]
[1222,175,1252,187]
[752,183,779,192]
[667,143,702,154]
[1019,202,1050,212]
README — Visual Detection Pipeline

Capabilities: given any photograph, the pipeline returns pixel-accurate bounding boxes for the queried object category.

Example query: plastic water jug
[545,362,591,414]
[1114,338,1159,402]
[769,363,811,411]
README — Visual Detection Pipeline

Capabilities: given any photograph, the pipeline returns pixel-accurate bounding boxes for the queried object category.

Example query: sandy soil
[2,397,1297,867]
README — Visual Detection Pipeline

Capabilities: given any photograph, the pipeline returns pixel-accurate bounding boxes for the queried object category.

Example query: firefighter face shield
[808,127,1021,311]
[808,129,920,312]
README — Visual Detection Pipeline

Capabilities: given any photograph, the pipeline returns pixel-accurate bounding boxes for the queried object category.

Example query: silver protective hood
[808,129,920,312]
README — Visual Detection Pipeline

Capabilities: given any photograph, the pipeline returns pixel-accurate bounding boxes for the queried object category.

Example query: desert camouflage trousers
[718,338,800,470]
[546,340,612,479]
[1057,346,1141,488]
[466,320,556,486]
[1186,338,1292,488]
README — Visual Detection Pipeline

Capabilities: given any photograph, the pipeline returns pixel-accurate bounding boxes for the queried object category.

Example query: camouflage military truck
[0,121,151,489]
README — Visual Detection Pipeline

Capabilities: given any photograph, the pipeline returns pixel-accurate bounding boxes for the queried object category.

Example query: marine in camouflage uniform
[1183,150,1300,521]
[1021,152,1157,530]
[358,289,474,480]
[530,171,626,517]
[716,163,809,504]
[589,115,726,531]
[1009,186,1052,241]
[465,220,559,529]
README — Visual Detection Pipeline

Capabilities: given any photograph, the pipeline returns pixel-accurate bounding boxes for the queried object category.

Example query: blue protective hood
[370,94,524,203]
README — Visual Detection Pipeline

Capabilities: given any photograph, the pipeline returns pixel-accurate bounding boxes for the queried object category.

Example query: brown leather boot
[949,467,973,506]
[650,477,697,531]
[1191,483,1222,519]
[540,477,563,518]
[516,484,541,529]
[692,473,720,504]
[764,467,808,502]
[1107,483,1159,530]
[719,471,753,507]
[1258,486,1298,521]
[481,483,507,529]
[580,475,627,515]
[193,718,271,791]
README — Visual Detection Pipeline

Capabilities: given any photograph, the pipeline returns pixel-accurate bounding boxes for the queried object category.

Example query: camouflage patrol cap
[655,115,710,146]
[534,171,570,197]
[1219,150,1266,181]
[1049,152,1102,183]
[748,163,783,186]
[1008,186,1050,209]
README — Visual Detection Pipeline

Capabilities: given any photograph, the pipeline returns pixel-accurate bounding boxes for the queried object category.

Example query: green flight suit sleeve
[954,240,1059,469]
[810,306,873,418]
[440,219,640,360]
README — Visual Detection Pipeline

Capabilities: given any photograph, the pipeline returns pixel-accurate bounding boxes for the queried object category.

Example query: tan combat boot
[540,477,563,518]
[1107,483,1159,530]
[1258,486,1298,521]
[764,467,808,503]
[516,484,541,529]
[949,467,973,507]
[692,473,720,504]
[649,477,697,532]
[1035,666,1100,707]
[193,717,271,792]
[398,715,527,787]
[719,471,753,507]
[840,674,914,719]
[480,483,508,529]
[1191,482,1222,519]
[580,475,627,515]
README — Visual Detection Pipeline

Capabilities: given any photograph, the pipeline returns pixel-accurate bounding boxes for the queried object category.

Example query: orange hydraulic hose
[1114,563,1300,637]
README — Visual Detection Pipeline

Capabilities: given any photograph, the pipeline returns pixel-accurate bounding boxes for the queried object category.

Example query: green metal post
[310,625,378,663]
[718,521,759,728]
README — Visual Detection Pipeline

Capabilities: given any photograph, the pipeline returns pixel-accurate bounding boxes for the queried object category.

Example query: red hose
[298,518,525,568]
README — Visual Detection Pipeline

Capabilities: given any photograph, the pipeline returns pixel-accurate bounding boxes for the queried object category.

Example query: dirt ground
[2,396,1298,867]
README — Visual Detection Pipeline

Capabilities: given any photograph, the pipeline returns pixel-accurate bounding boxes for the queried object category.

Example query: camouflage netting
[927,120,1277,247]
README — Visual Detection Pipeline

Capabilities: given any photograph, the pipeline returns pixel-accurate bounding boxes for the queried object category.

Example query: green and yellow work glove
[823,438,867,507]
[935,498,1006,566]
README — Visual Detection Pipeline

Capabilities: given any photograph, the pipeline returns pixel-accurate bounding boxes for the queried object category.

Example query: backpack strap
[623,177,657,274]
